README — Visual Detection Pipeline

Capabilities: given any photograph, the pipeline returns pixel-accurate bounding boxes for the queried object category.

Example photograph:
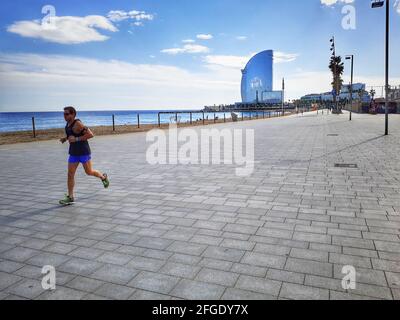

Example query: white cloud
[182,39,195,43]
[395,0,400,14]
[7,15,118,44]
[204,51,299,69]
[1,53,398,111]
[320,0,354,6]
[274,51,300,63]
[236,36,247,41]
[204,55,251,69]
[107,10,154,23]
[0,53,238,110]
[161,44,210,55]
[196,34,213,40]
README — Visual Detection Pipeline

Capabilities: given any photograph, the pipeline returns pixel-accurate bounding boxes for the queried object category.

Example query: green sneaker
[59,194,75,206]
[102,173,110,189]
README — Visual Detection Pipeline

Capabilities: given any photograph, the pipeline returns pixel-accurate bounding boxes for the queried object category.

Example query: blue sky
[0,0,399,111]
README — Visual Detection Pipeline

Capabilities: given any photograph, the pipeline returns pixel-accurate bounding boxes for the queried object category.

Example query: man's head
[64,106,76,122]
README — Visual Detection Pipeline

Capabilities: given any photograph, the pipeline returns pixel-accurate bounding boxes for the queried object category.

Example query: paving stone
[285,258,333,278]
[266,269,305,285]
[279,283,329,300]
[66,276,104,292]
[1,247,40,262]
[127,256,166,272]
[235,275,281,297]
[221,288,276,300]
[44,243,78,255]
[196,268,239,286]
[2,113,400,300]
[333,264,388,287]
[253,243,291,256]
[96,252,132,266]
[290,248,329,262]
[5,279,44,299]
[38,286,87,300]
[329,253,372,268]
[26,252,71,267]
[128,271,180,295]
[241,252,286,269]
[134,237,173,250]
[58,258,103,276]
[167,241,207,256]
[68,247,105,260]
[231,263,267,277]
[0,260,23,273]
[386,272,400,288]
[159,262,201,279]
[90,264,139,285]
[170,279,225,300]
[220,238,255,251]
[129,289,171,300]
[0,272,22,290]
[202,246,245,262]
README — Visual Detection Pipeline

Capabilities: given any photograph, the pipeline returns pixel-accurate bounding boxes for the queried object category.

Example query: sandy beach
[0,116,264,145]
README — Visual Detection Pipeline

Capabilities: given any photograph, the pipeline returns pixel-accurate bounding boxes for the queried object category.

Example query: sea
[0,110,265,133]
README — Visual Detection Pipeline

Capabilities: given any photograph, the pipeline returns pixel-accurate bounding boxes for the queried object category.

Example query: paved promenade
[0,111,400,300]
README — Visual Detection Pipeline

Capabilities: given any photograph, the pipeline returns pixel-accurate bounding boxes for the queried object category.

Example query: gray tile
[128,271,180,295]
[170,279,225,300]
[235,275,281,296]
[95,283,136,300]
[90,264,139,285]
[196,268,239,286]
[160,262,201,279]
[279,283,329,300]
[58,258,103,276]
[5,279,44,299]
[222,288,276,300]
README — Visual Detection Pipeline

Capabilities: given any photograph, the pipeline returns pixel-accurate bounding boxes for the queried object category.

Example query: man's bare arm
[68,121,94,143]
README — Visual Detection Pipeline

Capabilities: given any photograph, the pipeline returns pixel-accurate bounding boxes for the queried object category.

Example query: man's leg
[82,160,105,180]
[68,162,79,199]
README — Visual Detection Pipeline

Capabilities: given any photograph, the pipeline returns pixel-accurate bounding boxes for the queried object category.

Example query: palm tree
[329,56,344,112]
[369,89,376,101]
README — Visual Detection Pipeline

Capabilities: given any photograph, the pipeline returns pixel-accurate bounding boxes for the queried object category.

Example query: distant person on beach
[59,106,109,205]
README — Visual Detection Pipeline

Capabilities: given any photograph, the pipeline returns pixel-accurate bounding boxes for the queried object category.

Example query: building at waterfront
[300,83,370,103]
[241,50,282,104]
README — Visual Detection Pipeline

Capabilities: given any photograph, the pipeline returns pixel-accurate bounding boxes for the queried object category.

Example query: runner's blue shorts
[68,155,91,164]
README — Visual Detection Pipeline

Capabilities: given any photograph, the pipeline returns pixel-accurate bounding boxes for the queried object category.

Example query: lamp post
[346,55,354,121]
[371,0,390,135]
[282,78,285,116]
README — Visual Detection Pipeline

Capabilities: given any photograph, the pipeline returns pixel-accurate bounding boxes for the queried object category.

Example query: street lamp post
[282,78,285,117]
[372,0,390,135]
[346,55,354,121]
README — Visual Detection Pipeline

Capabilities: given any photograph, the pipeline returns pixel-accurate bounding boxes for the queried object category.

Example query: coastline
[0,117,247,145]
[0,112,295,146]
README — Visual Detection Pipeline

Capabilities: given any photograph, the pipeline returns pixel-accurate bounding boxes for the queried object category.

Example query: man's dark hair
[64,106,77,116]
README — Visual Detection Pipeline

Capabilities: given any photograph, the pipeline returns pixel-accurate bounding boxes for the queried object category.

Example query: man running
[59,106,109,205]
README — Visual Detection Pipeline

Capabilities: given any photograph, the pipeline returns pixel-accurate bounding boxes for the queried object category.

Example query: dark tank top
[65,119,91,156]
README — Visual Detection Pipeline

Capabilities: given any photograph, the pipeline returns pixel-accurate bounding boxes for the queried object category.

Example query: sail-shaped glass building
[241,50,282,104]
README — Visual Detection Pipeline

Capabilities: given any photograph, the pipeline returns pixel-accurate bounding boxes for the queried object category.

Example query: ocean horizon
[0,110,263,133]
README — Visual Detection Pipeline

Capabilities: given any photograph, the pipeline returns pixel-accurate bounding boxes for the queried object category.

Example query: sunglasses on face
[64,113,71,116]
